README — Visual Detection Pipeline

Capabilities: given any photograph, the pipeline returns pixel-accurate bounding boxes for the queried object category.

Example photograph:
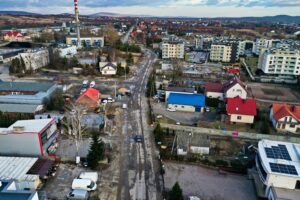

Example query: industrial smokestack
[74,0,81,48]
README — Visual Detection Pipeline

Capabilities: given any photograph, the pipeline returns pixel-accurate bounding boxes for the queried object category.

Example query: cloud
[1,0,300,9]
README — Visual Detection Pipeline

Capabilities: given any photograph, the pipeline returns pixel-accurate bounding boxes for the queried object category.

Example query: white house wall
[225,84,247,99]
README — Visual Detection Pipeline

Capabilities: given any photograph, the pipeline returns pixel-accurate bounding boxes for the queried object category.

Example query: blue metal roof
[167,93,205,107]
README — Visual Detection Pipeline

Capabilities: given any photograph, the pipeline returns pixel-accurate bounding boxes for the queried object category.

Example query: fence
[161,123,300,143]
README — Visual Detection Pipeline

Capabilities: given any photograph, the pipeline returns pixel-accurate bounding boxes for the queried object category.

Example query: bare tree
[63,103,88,157]
[104,23,120,46]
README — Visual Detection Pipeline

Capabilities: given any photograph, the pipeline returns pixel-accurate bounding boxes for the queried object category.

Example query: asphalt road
[117,49,161,200]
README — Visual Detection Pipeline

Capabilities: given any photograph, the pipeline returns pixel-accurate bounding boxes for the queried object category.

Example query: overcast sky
[1,0,300,17]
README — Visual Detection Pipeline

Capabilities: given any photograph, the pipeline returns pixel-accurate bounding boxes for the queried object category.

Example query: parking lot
[152,102,217,125]
[164,162,257,200]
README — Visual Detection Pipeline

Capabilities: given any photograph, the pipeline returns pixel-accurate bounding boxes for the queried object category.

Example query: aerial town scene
[0,0,300,200]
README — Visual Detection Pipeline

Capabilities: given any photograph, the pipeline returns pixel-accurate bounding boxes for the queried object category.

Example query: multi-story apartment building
[238,40,254,56]
[253,38,280,55]
[195,35,214,51]
[255,139,300,199]
[209,42,238,63]
[161,36,184,59]
[260,48,300,76]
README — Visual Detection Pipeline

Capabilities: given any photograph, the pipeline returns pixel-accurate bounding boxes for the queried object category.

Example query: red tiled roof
[4,31,23,37]
[227,96,257,116]
[272,104,300,122]
[223,77,246,92]
[204,82,223,93]
[77,88,101,102]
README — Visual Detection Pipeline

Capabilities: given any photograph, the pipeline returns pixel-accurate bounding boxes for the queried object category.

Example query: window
[237,116,242,120]
[290,124,295,128]
[296,180,300,189]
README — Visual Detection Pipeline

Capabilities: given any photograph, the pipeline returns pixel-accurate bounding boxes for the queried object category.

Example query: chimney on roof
[291,105,295,112]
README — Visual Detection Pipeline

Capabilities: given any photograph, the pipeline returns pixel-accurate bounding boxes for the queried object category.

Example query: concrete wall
[168,104,197,112]
[0,133,41,156]
[160,124,300,143]
[267,174,299,190]
[230,114,255,124]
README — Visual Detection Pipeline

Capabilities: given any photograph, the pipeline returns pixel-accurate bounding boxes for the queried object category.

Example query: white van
[122,104,128,109]
[79,172,98,183]
[72,179,97,191]
[67,189,89,200]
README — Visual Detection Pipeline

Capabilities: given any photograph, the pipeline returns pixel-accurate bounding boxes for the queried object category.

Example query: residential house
[167,93,206,112]
[76,88,101,110]
[99,62,117,75]
[223,77,247,99]
[270,104,300,133]
[226,96,257,124]
[3,31,23,41]
[203,82,224,100]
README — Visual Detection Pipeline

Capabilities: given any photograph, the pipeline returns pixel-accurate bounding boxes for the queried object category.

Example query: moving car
[67,189,89,200]
[71,179,97,191]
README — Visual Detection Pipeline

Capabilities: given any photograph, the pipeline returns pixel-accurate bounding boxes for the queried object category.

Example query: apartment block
[253,38,279,55]
[210,42,238,63]
[161,36,184,59]
[260,48,300,76]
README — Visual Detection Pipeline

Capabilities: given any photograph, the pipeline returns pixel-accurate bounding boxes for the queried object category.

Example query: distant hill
[89,12,152,18]
[203,15,300,23]
[0,10,41,16]
[0,11,299,23]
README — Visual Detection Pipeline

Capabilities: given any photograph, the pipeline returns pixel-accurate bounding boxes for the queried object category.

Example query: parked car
[78,172,98,183]
[89,81,95,88]
[167,107,176,112]
[72,179,97,191]
[107,97,115,103]
[156,115,163,119]
[176,122,181,125]
[205,107,210,112]
[122,104,128,109]
[67,189,89,200]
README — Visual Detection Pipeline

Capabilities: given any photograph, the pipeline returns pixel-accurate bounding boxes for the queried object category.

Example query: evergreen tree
[169,182,184,200]
[87,133,105,169]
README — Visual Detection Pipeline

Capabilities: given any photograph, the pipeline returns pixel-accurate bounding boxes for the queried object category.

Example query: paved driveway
[152,102,216,125]
[164,162,257,200]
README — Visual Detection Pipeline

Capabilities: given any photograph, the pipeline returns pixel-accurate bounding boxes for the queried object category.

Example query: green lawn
[244,57,259,72]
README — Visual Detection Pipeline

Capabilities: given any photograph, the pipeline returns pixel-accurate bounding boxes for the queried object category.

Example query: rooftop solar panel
[264,144,291,161]
[269,163,298,175]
